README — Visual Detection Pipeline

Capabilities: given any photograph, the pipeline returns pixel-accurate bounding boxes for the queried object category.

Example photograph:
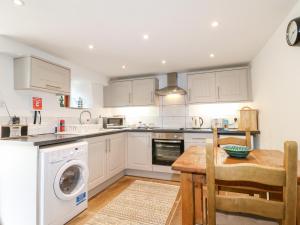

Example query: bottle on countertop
[59,119,65,132]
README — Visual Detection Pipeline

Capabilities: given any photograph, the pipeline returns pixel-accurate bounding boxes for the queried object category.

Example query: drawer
[184,133,213,142]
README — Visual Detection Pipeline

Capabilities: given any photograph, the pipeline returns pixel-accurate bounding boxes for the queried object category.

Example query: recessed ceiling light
[211,21,219,28]
[143,34,149,40]
[161,60,166,64]
[122,65,127,69]
[13,0,25,6]
[88,45,94,50]
[210,53,215,58]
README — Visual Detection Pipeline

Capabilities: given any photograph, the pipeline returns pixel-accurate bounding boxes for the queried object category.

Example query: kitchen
[0,1,300,225]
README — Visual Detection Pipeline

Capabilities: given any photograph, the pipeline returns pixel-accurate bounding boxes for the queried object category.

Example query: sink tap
[79,110,92,124]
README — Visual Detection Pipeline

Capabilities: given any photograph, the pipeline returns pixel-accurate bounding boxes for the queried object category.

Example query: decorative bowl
[223,145,252,158]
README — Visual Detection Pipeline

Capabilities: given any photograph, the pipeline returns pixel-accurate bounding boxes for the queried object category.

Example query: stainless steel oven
[152,133,184,166]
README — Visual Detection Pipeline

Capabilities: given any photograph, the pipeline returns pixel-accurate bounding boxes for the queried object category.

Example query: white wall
[251,0,300,154]
[0,36,108,130]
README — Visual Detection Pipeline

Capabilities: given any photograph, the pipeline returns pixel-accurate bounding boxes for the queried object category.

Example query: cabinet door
[127,132,152,171]
[109,81,132,107]
[187,72,216,103]
[216,69,249,102]
[103,85,113,107]
[31,57,70,94]
[132,79,156,106]
[87,137,107,191]
[107,133,125,178]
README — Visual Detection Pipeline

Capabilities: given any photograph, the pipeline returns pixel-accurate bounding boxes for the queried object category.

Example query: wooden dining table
[172,146,300,225]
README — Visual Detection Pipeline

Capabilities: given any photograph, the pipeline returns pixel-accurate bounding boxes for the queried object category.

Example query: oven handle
[154,140,182,144]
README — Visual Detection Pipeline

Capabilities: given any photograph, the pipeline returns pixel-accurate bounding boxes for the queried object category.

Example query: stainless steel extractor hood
[156,72,187,96]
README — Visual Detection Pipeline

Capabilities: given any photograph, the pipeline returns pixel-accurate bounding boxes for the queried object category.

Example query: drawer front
[184,133,213,142]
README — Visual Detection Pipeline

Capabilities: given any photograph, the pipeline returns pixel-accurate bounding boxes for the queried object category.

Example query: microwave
[1,125,28,139]
[103,116,126,129]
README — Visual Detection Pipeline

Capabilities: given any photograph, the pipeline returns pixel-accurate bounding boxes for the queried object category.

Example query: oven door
[152,139,184,166]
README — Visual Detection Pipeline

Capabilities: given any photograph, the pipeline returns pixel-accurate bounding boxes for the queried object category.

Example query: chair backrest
[213,128,251,148]
[206,140,298,225]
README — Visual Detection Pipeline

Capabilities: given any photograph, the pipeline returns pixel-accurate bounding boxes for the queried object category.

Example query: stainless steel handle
[154,140,182,144]
[151,91,154,103]
[109,139,111,152]
[105,139,108,153]
[46,84,61,89]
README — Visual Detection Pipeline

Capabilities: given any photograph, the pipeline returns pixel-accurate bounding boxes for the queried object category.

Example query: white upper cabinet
[216,68,249,102]
[110,81,132,107]
[103,78,158,107]
[187,72,217,103]
[187,67,250,104]
[14,56,71,95]
[127,132,152,171]
[132,79,158,106]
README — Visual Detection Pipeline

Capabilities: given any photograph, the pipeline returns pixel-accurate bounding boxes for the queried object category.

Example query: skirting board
[88,169,180,199]
[88,171,125,199]
[125,169,180,182]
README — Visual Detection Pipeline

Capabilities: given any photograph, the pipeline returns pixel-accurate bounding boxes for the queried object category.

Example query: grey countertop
[0,128,260,147]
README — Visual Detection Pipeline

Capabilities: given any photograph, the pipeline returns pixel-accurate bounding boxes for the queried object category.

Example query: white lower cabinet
[127,132,152,171]
[184,133,213,150]
[87,136,107,191]
[107,133,126,177]
[86,133,126,191]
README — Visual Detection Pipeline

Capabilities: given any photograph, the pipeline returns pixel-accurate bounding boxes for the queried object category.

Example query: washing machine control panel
[49,145,86,164]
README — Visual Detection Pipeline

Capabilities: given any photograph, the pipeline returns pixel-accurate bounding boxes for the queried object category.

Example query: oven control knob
[174,135,178,138]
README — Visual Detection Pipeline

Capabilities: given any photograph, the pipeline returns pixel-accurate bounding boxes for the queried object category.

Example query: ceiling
[0,0,297,77]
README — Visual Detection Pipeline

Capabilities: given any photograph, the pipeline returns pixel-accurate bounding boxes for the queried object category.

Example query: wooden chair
[213,128,251,148]
[205,140,298,225]
[213,128,263,196]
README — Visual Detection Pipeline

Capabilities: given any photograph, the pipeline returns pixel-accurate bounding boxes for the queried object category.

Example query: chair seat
[216,212,279,225]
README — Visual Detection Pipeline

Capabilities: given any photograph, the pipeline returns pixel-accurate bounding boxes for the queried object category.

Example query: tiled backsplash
[107,94,254,129]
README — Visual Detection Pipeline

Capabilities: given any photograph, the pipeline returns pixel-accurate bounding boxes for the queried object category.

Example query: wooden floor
[67,176,182,225]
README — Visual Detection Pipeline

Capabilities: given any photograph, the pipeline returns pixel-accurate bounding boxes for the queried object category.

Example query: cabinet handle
[109,139,111,152]
[105,139,108,153]
[151,91,154,103]
[128,93,131,104]
[46,84,61,89]
[217,87,220,99]
[188,89,191,101]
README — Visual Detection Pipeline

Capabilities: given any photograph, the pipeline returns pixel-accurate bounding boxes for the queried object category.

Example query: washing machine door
[54,160,88,201]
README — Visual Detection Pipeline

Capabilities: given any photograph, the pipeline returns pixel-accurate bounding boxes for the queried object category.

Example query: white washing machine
[39,141,89,225]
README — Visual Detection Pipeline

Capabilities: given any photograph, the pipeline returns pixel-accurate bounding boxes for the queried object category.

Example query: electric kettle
[192,117,204,129]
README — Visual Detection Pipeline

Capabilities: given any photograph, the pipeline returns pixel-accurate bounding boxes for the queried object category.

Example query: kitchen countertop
[0,128,260,147]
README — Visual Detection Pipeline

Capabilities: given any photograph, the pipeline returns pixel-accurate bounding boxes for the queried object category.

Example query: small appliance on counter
[103,116,126,129]
[191,117,204,129]
[1,115,28,139]
[211,118,229,129]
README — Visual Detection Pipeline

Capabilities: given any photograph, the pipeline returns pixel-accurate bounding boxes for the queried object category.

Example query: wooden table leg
[194,175,204,225]
[181,172,194,225]
[297,185,300,225]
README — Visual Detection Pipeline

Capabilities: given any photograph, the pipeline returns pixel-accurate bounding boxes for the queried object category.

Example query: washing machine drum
[54,160,88,201]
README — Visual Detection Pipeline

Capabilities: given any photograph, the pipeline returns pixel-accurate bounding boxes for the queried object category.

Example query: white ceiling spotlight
[88,44,94,50]
[161,60,167,64]
[209,53,215,58]
[13,0,25,6]
[122,65,127,69]
[211,21,219,28]
[143,34,149,40]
